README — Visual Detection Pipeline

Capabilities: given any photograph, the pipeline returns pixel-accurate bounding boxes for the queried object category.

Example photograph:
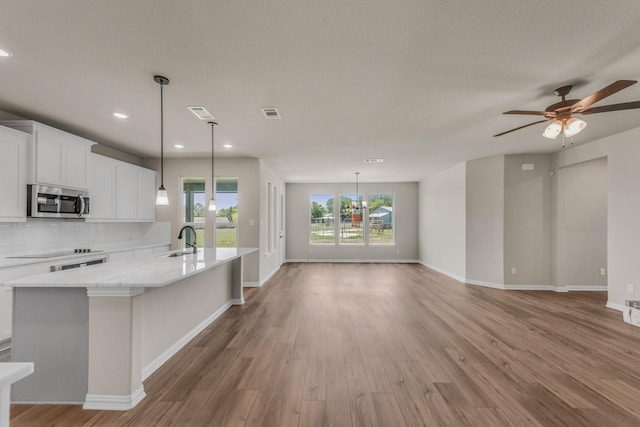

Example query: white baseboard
[83,386,146,411]
[243,281,260,287]
[142,300,234,381]
[566,285,608,291]
[607,301,626,312]
[287,258,420,264]
[243,265,281,288]
[418,262,467,283]
[260,265,280,286]
[419,262,608,293]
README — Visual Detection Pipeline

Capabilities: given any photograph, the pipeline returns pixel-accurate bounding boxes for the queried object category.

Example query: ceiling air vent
[187,106,215,120]
[261,107,281,119]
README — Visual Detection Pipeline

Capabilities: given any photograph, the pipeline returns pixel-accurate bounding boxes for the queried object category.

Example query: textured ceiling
[1,0,640,182]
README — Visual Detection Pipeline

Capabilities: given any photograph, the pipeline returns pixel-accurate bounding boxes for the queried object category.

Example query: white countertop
[2,248,257,289]
[0,242,169,269]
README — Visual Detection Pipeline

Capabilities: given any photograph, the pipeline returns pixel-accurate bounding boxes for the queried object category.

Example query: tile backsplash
[0,220,170,256]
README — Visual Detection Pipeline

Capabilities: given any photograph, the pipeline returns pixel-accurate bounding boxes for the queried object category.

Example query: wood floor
[10,263,640,426]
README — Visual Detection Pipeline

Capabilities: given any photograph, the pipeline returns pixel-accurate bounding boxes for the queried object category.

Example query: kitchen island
[2,247,256,410]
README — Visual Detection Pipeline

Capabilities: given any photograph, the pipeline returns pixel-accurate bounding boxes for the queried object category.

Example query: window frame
[309,193,337,245]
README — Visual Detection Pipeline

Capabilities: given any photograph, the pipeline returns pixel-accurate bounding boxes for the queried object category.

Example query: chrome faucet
[177,225,198,254]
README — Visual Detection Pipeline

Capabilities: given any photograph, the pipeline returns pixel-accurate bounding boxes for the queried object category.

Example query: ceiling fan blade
[581,100,640,115]
[571,80,637,113]
[503,110,547,116]
[493,119,548,137]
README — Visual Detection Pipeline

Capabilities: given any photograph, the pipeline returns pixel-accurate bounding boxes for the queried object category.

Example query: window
[339,193,364,245]
[368,193,394,245]
[216,178,238,248]
[181,177,206,248]
[310,194,335,244]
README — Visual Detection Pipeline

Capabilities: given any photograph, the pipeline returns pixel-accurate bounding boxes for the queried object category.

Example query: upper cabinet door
[137,169,156,221]
[115,163,138,220]
[89,154,117,220]
[0,126,28,221]
[34,126,65,186]
[89,153,157,223]
[0,121,95,190]
[65,139,91,189]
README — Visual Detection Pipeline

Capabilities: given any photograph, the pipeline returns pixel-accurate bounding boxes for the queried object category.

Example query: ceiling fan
[494,80,640,140]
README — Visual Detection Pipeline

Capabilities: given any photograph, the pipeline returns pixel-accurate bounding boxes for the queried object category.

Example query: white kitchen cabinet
[89,154,117,220]
[116,162,138,220]
[0,121,95,190]
[137,169,156,221]
[0,126,28,222]
[89,153,156,222]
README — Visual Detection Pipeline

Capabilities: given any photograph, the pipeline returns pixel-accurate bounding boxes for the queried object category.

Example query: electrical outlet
[511,267,517,275]
[627,283,634,293]
[600,268,606,276]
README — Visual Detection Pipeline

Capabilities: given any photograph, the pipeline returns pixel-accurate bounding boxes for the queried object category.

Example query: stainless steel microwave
[27,184,90,219]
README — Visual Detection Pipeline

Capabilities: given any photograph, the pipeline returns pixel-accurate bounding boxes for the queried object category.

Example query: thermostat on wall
[521,163,535,171]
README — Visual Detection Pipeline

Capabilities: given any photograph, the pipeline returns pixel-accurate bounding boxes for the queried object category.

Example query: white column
[83,288,145,411]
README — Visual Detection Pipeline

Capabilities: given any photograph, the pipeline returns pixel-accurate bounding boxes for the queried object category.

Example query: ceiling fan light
[564,117,587,137]
[543,121,563,139]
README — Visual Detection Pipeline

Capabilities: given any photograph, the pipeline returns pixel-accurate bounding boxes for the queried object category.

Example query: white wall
[465,156,504,285]
[419,163,466,279]
[555,157,607,288]
[607,127,640,308]
[503,154,552,286]
[286,182,419,261]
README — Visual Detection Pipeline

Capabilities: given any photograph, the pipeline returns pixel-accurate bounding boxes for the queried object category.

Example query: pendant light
[208,121,218,211]
[353,172,367,210]
[154,75,170,205]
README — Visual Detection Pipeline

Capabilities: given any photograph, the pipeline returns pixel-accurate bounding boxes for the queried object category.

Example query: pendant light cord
[356,172,359,210]
[160,81,164,187]
[209,121,217,199]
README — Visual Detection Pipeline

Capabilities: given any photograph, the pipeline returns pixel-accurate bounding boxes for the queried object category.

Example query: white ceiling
[2,0,640,183]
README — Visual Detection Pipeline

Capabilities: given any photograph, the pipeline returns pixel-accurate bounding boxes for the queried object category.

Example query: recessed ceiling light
[223,144,232,148]
[173,144,184,149]
[365,158,384,163]
[113,112,129,119]
[0,47,13,57]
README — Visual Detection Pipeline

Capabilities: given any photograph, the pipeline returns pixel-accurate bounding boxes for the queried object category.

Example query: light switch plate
[627,283,635,293]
